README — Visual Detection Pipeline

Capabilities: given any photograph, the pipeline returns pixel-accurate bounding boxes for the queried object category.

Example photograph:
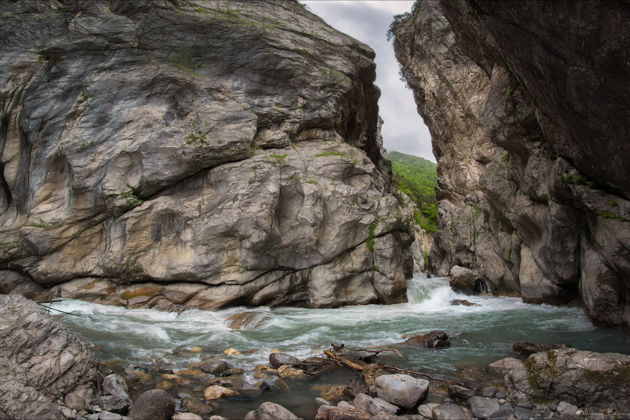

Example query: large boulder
[493,348,630,412]
[392,0,630,327]
[0,294,98,419]
[374,374,429,409]
[0,0,413,310]
[128,389,174,420]
[245,402,299,420]
[269,352,301,369]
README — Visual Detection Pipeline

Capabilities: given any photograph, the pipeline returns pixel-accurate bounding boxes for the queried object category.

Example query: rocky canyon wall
[0,0,414,310]
[392,0,630,327]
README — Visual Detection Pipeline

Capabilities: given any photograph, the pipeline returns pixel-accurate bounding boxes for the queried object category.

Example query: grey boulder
[128,389,174,420]
[245,402,300,420]
[269,353,301,369]
[468,397,501,419]
[374,374,429,409]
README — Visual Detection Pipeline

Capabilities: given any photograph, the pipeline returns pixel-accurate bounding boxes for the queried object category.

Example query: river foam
[47,275,629,372]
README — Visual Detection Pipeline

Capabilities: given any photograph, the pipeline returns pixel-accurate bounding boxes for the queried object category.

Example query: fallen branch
[323,350,366,371]
[380,364,444,381]
[345,347,404,358]
[38,303,84,317]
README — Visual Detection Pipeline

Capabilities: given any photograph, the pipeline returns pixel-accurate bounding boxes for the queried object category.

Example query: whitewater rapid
[47,275,629,375]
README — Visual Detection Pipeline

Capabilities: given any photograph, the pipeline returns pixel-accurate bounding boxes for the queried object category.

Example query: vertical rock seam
[392,0,630,327]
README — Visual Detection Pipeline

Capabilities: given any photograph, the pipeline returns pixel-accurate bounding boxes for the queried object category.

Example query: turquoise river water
[48,275,629,417]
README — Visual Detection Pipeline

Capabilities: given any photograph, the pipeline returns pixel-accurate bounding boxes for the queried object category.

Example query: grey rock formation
[245,402,299,420]
[374,374,429,409]
[128,389,174,420]
[0,294,98,419]
[0,0,413,309]
[492,348,630,412]
[392,0,630,327]
[352,393,398,416]
[269,352,301,369]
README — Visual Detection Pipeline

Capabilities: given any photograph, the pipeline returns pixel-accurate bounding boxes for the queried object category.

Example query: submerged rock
[0,0,412,311]
[403,330,450,349]
[203,385,238,400]
[450,299,479,307]
[0,295,98,419]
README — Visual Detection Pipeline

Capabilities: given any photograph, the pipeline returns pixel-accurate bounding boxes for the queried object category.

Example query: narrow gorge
[1,1,629,420]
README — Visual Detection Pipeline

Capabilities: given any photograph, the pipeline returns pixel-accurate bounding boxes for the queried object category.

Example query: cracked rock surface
[392,0,630,327]
[0,0,413,309]
[0,294,98,419]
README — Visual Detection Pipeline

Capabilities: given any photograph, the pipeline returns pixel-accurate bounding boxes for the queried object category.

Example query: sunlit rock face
[392,0,630,327]
[0,0,414,309]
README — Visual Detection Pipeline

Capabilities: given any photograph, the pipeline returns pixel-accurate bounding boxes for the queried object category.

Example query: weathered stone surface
[375,374,429,409]
[128,389,174,420]
[0,294,98,419]
[392,0,630,327]
[172,413,203,420]
[0,0,413,310]
[494,348,630,412]
[431,403,474,420]
[447,384,474,401]
[246,402,299,420]
[468,397,501,419]
[269,352,301,369]
[353,393,398,416]
[316,405,371,420]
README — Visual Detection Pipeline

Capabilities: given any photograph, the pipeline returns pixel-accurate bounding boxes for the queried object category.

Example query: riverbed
[48,275,629,418]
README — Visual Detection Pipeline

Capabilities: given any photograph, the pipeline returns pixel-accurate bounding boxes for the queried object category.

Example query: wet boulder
[403,330,451,348]
[128,389,174,420]
[374,374,429,409]
[449,266,488,294]
[269,352,301,368]
[245,402,299,420]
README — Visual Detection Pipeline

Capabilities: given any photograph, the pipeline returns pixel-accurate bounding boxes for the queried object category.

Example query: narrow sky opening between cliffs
[302,0,435,162]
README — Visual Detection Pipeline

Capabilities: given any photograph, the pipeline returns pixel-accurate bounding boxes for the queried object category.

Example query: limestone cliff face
[0,0,414,309]
[392,0,630,327]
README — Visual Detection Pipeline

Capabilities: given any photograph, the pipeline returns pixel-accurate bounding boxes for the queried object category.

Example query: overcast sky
[302,0,434,161]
